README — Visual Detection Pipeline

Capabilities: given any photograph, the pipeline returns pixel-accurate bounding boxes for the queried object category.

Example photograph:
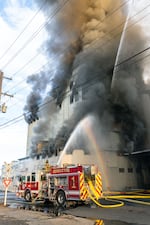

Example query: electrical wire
[0,48,149,129]
[1,37,150,128]
[0,45,147,129]
[0,0,130,109]
[81,4,150,68]
[0,71,111,128]
[115,46,150,68]
[0,1,150,127]
[1,0,71,71]
[1,0,130,91]
[1,1,72,94]
[0,1,73,103]
[0,0,137,96]
[0,0,47,61]
[4,0,149,96]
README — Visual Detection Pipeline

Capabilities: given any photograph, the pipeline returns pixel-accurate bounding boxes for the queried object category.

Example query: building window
[128,168,133,173]
[119,168,125,173]
[74,90,79,102]
[70,94,73,104]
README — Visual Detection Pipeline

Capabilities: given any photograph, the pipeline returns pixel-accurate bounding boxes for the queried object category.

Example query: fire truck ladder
[86,179,124,208]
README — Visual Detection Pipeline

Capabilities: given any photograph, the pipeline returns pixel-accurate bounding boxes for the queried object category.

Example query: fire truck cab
[44,164,102,206]
[16,163,102,205]
[16,170,47,201]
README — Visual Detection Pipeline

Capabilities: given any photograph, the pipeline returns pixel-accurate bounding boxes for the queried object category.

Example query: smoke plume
[24,0,148,157]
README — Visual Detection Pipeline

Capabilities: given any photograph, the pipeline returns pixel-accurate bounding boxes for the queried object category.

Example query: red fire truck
[16,159,50,201]
[45,164,102,206]
[16,163,102,206]
[16,169,48,201]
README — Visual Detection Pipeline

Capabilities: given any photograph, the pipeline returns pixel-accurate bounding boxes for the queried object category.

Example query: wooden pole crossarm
[0,92,14,98]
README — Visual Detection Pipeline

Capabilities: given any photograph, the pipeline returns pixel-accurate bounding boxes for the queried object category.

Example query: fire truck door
[68,175,79,190]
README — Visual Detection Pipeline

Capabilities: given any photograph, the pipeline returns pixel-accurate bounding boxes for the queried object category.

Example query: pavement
[0,201,150,225]
[0,204,93,225]
[66,204,150,225]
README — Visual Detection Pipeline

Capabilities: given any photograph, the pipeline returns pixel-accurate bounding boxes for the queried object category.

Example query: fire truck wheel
[24,190,31,202]
[56,190,66,206]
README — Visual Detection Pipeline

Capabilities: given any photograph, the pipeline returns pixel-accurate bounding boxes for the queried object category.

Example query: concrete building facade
[25,85,140,192]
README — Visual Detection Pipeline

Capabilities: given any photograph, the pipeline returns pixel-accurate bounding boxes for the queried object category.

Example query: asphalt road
[0,191,150,225]
[66,204,150,225]
[0,191,21,203]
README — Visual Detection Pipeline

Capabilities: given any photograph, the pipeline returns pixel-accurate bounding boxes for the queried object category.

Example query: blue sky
[0,0,149,172]
[0,0,35,27]
[0,0,47,170]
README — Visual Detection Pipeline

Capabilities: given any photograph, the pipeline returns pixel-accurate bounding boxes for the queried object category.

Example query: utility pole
[0,70,13,113]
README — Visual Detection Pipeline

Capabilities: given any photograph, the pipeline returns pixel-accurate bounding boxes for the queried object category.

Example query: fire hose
[87,180,124,208]
[86,180,150,208]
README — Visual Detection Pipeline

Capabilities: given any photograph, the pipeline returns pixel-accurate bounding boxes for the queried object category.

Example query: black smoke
[24,0,148,157]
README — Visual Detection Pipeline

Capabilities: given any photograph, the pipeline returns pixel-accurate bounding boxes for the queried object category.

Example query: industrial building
[2,0,150,193]
[24,78,150,191]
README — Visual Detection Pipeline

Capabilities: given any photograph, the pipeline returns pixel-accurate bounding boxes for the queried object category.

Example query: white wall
[59,149,138,191]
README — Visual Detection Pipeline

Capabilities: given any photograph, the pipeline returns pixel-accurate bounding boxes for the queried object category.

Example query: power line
[0,0,47,61]
[0,114,24,128]
[1,0,71,70]
[1,0,148,90]
[115,46,150,68]
[1,0,129,84]
[80,3,150,65]
[0,72,107,128]
[3,12,150,109]
[2,0,130,94]
[1,39,150,129]
[1,35,148,117]
[1,0,71,93]
[0,0,149,125]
